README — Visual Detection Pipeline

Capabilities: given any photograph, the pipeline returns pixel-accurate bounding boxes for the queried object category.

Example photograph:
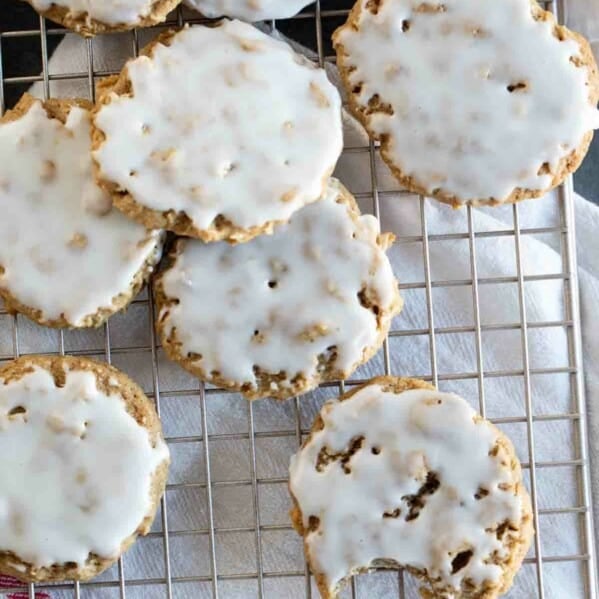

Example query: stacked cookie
[22,0,181,35]
[1,19,402,398]
[154,178,401,399]
[93,20,344,243]
[0,17,402,587]
[0,95,163,328]
[91,20,402,399]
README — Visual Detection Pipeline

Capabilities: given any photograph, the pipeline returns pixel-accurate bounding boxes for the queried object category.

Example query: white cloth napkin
[2,5,595,598]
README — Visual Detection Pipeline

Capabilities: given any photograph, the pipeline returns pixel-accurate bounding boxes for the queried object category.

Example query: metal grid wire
[0,0,597,597]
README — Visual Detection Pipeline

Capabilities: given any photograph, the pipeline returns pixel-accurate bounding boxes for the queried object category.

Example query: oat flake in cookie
[93,21,343,242]
[155,179,402,400]
[184,0,313,21]
[289,376,534,599]
[0,95,163,329]
[0,356,169,583]
[334,0,599,206]
[23,0,181,36]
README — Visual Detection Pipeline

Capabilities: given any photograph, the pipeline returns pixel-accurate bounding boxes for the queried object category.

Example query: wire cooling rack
[0,1,597,598]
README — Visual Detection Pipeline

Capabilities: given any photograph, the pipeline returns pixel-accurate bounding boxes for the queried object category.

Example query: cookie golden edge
[0,354,170,583]
[0,93,162,330]
[154,182,403,400]
[90,27,335,243]
[21,0,181,37]
[333,0,599,208]
[289,376,534,599]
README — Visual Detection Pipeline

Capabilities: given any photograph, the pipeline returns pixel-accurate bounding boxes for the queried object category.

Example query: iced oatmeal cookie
[0,355,169,582]
[93,21,343,242]
[155,179,402,400]
[289,376,534,598]
[0,94,163,329]
[334,0,599,206]
[22,0,181,36]
[184,0,313,21]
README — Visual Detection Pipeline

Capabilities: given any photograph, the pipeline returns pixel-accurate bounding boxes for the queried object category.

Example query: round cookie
[184,0,313,21]
[0,355,170,583]
[155,178,402,400]
[22,0,181,36]
[0,94,163,329]
[92,21,343,243]
[333,0,599,207]
[289,376,534,599]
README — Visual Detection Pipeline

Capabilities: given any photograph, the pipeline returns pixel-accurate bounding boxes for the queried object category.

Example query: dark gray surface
[1,1,597,204]
[575,135,599,205]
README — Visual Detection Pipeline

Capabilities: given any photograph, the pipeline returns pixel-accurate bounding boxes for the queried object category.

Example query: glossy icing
[0,99,162,327]
[0,364,169,568]
[289,382,526,595]
[335,0,599,203]
[157,179,399,396]
[185,0,312,21]
[94,21,343,239]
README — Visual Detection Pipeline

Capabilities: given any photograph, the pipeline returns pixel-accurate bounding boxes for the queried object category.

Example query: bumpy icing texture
[28,0,159,25]
[94,21,343,238]
[157,179,399,398]
[185,0,312,20]
[0,365,169,568]
[289,382,527,597]
[334,0,599,204]
[0,99,162,327]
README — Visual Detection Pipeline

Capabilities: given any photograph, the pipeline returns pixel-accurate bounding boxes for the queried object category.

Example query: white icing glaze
[184,0,312,21]
[28,0,160,26]
[0,100,162,327]
[335,0,599,203]
[289,383,526,595]
[0,364,169,568]
[158,179,398,394]
[94,21,343,238]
